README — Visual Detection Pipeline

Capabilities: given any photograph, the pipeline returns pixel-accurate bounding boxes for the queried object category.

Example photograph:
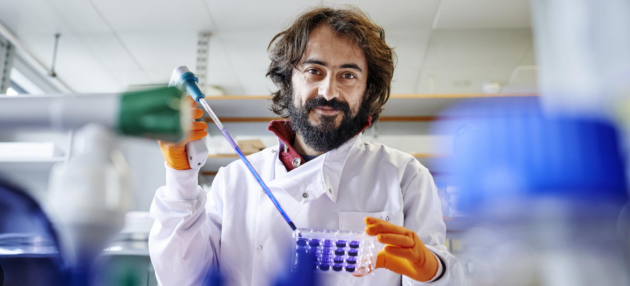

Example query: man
[150,7,464,286]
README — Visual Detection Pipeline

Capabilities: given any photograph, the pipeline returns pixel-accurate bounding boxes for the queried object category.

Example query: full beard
[288,95,370,152]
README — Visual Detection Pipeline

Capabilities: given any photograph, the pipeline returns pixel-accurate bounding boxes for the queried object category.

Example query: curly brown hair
[266,6,395,123]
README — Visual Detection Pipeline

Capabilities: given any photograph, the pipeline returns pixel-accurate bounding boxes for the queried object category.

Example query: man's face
[289,24,369,152]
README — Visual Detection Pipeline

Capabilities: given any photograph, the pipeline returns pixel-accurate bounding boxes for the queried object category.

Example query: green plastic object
[117,86,188,142]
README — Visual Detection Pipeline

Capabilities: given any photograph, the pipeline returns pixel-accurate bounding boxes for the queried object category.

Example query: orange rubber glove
[158,97,207,170]
[364,217,439,282]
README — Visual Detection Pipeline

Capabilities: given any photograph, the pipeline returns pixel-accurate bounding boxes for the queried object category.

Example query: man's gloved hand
[364,217,439,282]
[158,97,207,170]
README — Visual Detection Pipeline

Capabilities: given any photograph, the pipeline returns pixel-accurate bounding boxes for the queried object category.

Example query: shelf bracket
[0,34,15,94]
[196,32,211,93]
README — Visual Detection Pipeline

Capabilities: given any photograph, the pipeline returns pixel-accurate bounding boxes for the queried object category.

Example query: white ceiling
[0,0,537,95]
[435,0,531,29]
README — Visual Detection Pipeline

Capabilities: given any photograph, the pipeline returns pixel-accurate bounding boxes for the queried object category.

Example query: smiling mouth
[313,106,341,115]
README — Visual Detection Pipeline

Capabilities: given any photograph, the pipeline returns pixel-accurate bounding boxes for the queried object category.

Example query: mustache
[303,96,351,114]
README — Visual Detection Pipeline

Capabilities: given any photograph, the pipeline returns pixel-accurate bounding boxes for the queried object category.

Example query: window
[9,68,44,95]
[5,81,27,96]
[6,86,17,96]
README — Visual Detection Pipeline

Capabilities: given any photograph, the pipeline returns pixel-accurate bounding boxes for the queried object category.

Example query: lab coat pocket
[338,211,404,233]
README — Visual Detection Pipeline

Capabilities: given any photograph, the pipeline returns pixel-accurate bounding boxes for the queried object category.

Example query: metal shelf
[0,157,65,172]
[201,93,538,120]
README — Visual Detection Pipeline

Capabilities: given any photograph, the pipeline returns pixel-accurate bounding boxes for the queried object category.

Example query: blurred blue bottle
[272,250,319,286]
[440,99,630,285]
[0,178,65,286]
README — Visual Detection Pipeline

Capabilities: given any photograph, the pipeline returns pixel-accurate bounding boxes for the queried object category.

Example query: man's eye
[306,69,321,75]
[342,73,357,79]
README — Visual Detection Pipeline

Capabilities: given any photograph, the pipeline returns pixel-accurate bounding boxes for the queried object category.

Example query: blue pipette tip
[289,222,298,232]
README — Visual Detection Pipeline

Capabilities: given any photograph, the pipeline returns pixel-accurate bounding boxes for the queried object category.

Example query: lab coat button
[257,245,263,251]
[302,192,309,198]
[328,188,332,194]
[292,157,301,168]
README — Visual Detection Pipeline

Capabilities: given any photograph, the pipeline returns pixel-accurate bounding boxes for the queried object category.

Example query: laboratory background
[0,0,629,285]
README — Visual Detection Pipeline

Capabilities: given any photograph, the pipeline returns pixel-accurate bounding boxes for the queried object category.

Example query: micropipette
[169,66,298,232]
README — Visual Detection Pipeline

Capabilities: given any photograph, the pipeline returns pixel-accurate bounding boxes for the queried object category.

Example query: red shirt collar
[267,117,372,171]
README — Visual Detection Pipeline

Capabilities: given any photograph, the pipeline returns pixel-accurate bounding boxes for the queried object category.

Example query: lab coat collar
[267,117,372,173]
[269,135,363,204]
[267,120,305,172]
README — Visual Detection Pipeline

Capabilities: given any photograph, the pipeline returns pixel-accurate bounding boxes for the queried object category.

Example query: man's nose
[319,74,339,101]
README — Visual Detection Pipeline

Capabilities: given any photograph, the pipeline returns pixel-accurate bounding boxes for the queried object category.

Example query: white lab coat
[149,135,466,286]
